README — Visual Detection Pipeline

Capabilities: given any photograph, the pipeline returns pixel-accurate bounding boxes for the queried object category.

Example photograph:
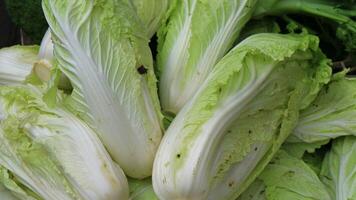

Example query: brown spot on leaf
[137,65,148,74]
[228,181,234,187]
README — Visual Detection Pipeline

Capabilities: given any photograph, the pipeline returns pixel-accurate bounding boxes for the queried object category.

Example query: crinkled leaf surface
[292,77,356,143]
[131,0,172,38]
[0,85,129,200]
[258,150,331,200]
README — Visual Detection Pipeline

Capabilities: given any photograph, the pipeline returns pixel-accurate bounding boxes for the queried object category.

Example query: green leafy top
[131,0,172,38]
[253,0,356,52]
[292,77,356,143]
[157,0,258,113]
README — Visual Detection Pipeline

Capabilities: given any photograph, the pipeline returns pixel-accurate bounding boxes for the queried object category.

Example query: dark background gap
[0,0,21,48]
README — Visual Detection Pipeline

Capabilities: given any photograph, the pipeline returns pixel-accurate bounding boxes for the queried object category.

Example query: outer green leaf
[253,0,356,52]
[42,0,163,178]
[0,85,129,200]
[0,46,39,85]
[131,0,172,38]
[237,179,266,200]
[302,151,326,175]
[320,136,356,200]
[157,0,258,114]
[239,150,331,200]
[282,140,330,175]
[292,77,356,143]
[153,33,331,200]
[258,150,331,200]
[282,140,329,158]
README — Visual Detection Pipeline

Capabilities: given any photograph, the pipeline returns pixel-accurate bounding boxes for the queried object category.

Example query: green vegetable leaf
[237,179,266,200]
[253,0,356,52]
[292,77,356,143]
[320,136,356,200]
[131,0,172,38]
[302,150,326,175]
[42,0,163,178]
[157,0,258,113]
[153,33,331,200]
[258,150,331,200]
[0,85,129,200]
[282,140,329,158]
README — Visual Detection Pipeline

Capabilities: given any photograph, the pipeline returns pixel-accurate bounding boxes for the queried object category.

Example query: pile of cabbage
[0,0,355,199]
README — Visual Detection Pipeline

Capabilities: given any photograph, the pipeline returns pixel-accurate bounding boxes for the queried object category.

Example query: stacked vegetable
[0,0,355,199]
